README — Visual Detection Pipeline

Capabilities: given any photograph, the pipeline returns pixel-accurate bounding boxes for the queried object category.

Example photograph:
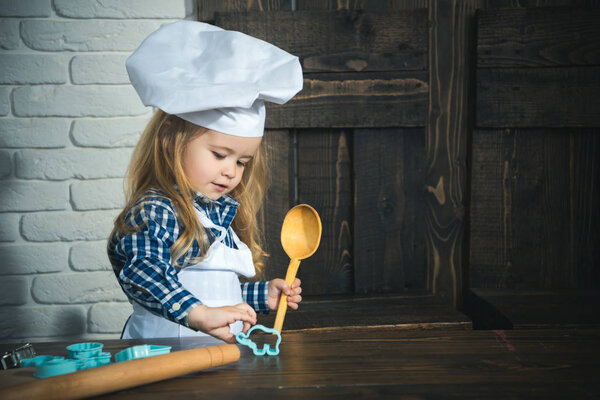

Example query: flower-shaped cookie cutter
[235,325,281,356]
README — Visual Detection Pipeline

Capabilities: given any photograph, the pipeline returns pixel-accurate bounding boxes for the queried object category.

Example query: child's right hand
[187,304,257,343]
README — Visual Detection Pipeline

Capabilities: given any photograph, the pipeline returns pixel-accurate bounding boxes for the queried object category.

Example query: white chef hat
[126,20,303,138]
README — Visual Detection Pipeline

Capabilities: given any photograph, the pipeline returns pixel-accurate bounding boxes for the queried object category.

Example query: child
[107,21,304,343]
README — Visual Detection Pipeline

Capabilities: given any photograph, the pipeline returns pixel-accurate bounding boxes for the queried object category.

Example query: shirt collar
[193,191,240,208]
[171,184,240,208]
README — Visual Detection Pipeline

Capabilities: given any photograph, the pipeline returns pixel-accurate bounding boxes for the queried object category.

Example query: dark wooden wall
[208,6,431,299]
[467,4,600,327]
[199,0,600,328]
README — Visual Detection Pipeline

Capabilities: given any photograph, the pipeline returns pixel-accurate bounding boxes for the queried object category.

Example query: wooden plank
[470,129,579,290]
[468,129,513,288]
[477,7,600,68]
[476,67,600,128]
[426,0,481,308]
[481,0,600,7]
[297,129,353,295]
[266,71,428,128]
[259,292,472,330]
[469,288,600,328]
[257,130,293,282]
[298,0,429,10]
[353,128,426,294]
[6,329,600,399]
[198,0,291,22]
[215,10,428,72]
[570,129,600,289]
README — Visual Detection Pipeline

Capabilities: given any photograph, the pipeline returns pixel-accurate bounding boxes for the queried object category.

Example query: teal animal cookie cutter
[235,325,281,356]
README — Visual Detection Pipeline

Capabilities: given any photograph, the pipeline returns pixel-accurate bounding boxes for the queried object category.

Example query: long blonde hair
[111,110,268,274]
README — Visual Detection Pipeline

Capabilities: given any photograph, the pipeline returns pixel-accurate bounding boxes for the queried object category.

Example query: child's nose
[222,161,236,179]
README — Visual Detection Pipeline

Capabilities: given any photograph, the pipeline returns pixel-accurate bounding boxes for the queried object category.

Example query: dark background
[201,0,599,330]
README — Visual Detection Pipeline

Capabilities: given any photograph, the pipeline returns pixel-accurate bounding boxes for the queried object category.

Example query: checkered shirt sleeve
[108,193,270,329]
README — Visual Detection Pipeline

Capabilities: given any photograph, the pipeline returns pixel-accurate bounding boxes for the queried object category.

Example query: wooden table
[1,327,599,399]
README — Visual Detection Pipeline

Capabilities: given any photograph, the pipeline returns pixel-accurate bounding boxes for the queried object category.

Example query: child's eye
[212,151,225,159]
[237,160,247,167]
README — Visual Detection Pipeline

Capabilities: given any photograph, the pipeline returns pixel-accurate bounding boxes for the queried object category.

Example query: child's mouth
[212,182,228,191]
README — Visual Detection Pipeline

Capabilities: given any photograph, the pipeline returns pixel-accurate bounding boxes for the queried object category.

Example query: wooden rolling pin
[0,344,239,400]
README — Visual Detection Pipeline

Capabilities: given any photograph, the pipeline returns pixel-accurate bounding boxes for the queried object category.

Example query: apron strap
[196,209,228,242]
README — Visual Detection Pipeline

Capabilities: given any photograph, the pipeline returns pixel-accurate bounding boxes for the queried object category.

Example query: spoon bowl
[273,204,322,333]
[280,204,322,260]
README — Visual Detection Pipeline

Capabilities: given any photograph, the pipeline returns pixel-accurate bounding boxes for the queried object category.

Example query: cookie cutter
[20,355,62,368]
[1,343,36,369]
[114,345,171,362]
[33,358,78,378]
[19,342,112,378]
[66,342,103,359]
[74,352,111,370]
[18,342,171,378]
[235,325,281,356]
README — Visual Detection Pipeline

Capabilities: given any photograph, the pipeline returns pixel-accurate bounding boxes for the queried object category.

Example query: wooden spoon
[273,204,322,333]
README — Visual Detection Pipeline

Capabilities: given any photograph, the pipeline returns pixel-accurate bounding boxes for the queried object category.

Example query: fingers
[271,278,289,294]
[214,330,236,344]
[291,278,301,289]
[234,303,257,325]
[287,294,302,309]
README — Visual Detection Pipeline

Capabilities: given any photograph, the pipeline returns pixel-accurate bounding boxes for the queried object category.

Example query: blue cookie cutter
[20,342,112,378]
[235,325,281,356]
[32,358,78,378]
[66,342,103,359]
[20,342,171,378]
[74,352,111,370]
[20,355,63,368]
[114,345,171,362]
[66,342,111,370]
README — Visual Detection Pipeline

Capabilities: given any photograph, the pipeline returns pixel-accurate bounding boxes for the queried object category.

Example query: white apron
[122,208,255,339]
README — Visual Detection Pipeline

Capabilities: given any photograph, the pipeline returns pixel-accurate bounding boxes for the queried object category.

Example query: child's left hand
[268,278,302,311]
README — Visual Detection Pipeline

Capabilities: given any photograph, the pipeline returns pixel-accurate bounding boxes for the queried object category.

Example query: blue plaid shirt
[108,189,269,328]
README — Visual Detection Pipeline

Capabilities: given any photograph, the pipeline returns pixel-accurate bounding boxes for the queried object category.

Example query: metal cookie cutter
[1,343,36,369]
[235,325,281,356]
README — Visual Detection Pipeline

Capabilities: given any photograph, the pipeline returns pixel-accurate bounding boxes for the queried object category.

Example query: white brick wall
[0,0,197,343]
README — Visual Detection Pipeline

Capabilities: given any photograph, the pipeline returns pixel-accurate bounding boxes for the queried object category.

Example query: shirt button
[172,303,181,311]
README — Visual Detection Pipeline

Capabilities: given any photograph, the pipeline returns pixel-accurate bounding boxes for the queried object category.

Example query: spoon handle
[273,258,300,333]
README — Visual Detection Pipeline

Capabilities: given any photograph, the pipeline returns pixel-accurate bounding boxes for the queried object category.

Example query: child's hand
[187,304,257,343]
[268,278,302,311]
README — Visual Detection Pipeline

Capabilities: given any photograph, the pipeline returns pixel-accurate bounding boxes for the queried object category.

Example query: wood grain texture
[266,71,428,128]
[477,7,600,67]
[5,329,599,399]
[570,130,600,288]
[297,0,429,10]
[476,67,600,128]
[257,130,293,282]
[214,9,430,128]
[297,130,353,295]
[426,0,480,308]
[470,288,600,328]
[481,0,600,7]
[198,0,291,21]
[470,129,599,290]
[216,10,428,72]
[353,128,426,294]
[259,292,471,330]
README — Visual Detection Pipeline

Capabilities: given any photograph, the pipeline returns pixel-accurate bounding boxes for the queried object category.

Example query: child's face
[183,129,262,200]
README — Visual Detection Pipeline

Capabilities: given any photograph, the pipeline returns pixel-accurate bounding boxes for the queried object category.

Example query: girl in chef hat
[107,21,304,342]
